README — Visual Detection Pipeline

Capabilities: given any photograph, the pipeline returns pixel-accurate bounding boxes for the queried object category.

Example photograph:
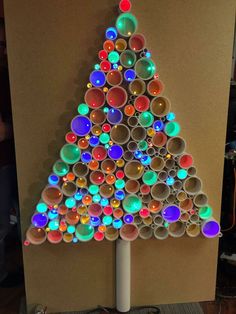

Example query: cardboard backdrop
[4,0,235,312]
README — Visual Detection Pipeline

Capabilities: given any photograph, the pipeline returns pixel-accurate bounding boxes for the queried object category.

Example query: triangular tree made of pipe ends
[25,0,221,246]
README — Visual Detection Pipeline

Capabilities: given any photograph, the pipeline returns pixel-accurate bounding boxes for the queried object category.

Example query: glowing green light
[108,51,120,64]
[115,179,125,189]
[199,206,213,220]
[139,112,154,127]
[93,194,101,203]
[94,64,100,70]
[102,215,113,226]
[65,197,76,208]
[60,144,81,164]
[177,169,188,180]
[36,202,47,213]
[105,144,110,149]
[138,140,148,151]
[135,58,156,80]
[164,222,169,228]
[142,171,158,185]
[76,224,94,242]
[99,133,110,144]
[116,13,138,37]
[89,185,99,195]
[53,160,69,176]
[78,103,89,115]
[164,121,181,137]
[103,107,109,113]
[123,195,142,214]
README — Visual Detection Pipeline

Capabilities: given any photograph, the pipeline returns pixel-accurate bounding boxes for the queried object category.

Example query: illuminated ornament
[78,138,89,149]
[134,95,150,112]
[60,144,81,164]
[65,197,76,208]
[162,205,181,223]
[71,116,92,136]
[103,87,108,93]
[166,112,176,121]
[113,63,118,69]
[134,150,142,159]
[48,209,58,220]
[65,132,77,144]
[118,65,123,71]
[48,219,59,231]
[106,27,118,40]
[48,174,59,185]
[101,198,109,207]
[53,160,69,177]
[177,169,188,180]
[90,216,101,227]
[103,215,113,226]
[124,105,135,116]
[179,154,193,169]
[92,125,102,136]
[139,208,150,218]
[120,50,136,68]
[113,208,124,218]
[124,69,136,81]
[115,190,125,201]
[123,214,134,224]
[113,219,123,229]
[98,225,106,233]
[201,220,220,238]
[88,185,99,195]
[103,205,113,215]
[107,108,123,124]
[111,199,120,208]
[87,83,92,88]
[199,206,213,220]
[106,174,116,185]
[31,213,48,228]
[88,160,99,171]
[36,202,47,213]
[89,70,106,87]
[142,171,157,185]
[92,146,107,161]
[67,225,76,234]
[123,195,142,213]
[147,128,155,137]
[153,120,164,131]
[138,141,148,151]
[67,172,75,181]
[89,136,99,147]
[81,151,92,163]
[119,0,131,12]
[116,159,125,167]
[115,179,125,189]
[100,60,111,72]
[146,51,151,58]
[116,13,137,37]
[139,112,154,127]
[108,51,120,64]
[76,224,94,242]
[98,49,108,60]
[94,64,100,70]
[140,184,150,195]
[135,58,156,80]
[99,133,110,144]
[108,145,124,160]
[166,176,175,186]
[164,121,181,137]
[140,155,151,165]
[93,194,101,203]
[103,40,115,52]
[74,192,82,201]
[116,170,124,179]
[94,231,104,241]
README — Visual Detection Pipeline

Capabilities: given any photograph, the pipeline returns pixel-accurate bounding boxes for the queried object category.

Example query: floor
[1,234,236,314]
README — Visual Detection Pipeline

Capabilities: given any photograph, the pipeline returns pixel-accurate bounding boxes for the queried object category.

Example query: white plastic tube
[116,239,131,312]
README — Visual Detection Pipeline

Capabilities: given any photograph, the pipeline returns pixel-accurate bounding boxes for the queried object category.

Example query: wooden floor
[1,236,236,314]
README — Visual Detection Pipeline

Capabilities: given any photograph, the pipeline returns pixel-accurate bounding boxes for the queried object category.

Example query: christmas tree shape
[25,0,221,247]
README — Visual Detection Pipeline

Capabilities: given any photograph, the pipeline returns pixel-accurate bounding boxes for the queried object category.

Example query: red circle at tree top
[119,0,131,12]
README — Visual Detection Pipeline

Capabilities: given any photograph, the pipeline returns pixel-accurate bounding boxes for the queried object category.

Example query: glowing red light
[119,0,131,12]
[98,50,108,60]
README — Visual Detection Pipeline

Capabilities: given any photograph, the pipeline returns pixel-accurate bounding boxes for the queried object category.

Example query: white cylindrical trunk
[116,239,131,312]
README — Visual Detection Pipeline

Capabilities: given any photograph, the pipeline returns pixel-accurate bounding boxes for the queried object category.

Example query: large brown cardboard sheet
[4,0,235,312]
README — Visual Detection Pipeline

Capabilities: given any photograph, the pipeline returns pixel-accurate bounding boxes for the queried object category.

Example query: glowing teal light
[108,51,120,64]
[93,194,101,203]
[177,169,188,180]
[78,103,89,115]
[164,121,181,137]
[76,224,95,242]
[113,219,123,229]
[139,112,154,127]
[99,133,110,144]
[74,192,82,201]
[94,64,100,70]
[138,140,148,151]
[199,206,213,220]
[142,171,157,185]
[103,107,109,113]
[166,176,175,186]
[53,160,69,177]
[100,198,109,206]
[67,225,76,234]
[102,215,113,226]
[89,185,99,195]
[48,210,58,220]
[65,197,76,208]
[115,179,125,189]
[48,219,59,231]
[123,195,142,214]
[36,202,47,213]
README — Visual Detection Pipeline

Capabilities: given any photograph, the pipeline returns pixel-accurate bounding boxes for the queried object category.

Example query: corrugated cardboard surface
[4,0,235,313]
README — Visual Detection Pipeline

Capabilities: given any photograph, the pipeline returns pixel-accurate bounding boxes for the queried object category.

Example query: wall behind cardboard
[4,0,235,313]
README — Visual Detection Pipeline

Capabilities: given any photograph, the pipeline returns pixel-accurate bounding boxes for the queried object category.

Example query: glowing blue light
[48,209,58,220]
[71,115,91,136]
[100,198,109,206]
[105,27,118,40]
[48,219,59,231]
[102,215,113,226]
[67,225,76,234]
[124,69,136,82]
[89,70,106,87]
[108,145,124,160]
[73,237,78,243]
[153,120,164,131]
[141,155,151,165]
[146,51,151,58]
[115,190,125,200]
[166,176,175,186]
[113,219,123,229]
[90,216,101,227]
[74,192,82,201]
[166,112,175,121]
[65,197,76,208]
[113,63,118,69]
[94,64,100,70]
[93,194,101,203]
[36,202,47,213]
[81,151,92,163]
[123,214,134,224]
[89,136,99,147]
[107,108,123,124]
[134,150,143,159]
[31,213,48,228]
[48,174,59,185]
